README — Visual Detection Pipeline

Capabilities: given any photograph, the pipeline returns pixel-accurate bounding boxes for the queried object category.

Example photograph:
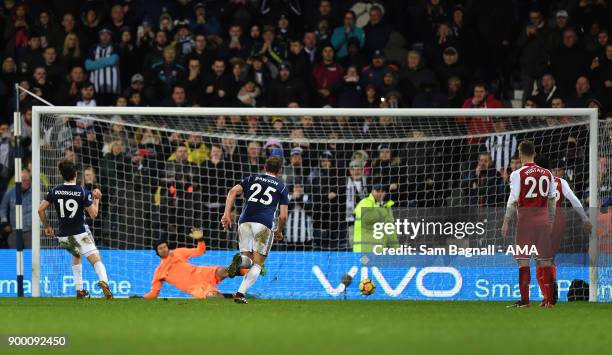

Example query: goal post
[30,106,606,301]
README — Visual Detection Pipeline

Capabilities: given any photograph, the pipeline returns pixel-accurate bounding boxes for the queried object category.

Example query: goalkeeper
[143,230,235,299]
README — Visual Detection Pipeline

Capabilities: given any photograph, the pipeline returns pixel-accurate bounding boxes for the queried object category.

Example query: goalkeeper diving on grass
[143,229,244,299]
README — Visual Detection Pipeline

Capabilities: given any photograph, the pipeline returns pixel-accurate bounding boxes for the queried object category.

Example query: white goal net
[31,107,610,301]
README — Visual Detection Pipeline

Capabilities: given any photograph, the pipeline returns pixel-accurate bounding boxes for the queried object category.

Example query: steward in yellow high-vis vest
[353,185,398,252]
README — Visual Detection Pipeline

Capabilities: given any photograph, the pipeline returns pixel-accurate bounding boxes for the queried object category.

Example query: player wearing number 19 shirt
[221,156,289,304]
[502,141,556,308]
[37,160,113,299]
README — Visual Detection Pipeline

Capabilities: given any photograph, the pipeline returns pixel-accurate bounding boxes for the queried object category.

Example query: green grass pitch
[1,298,611,355]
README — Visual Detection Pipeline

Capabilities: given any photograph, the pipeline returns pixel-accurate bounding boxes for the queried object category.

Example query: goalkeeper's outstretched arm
[221,184,243,230]
[144,270,163,299]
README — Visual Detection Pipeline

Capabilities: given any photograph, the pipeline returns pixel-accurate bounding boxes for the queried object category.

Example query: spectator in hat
[550,28,591,98]
[190,2,221,36]
[380,68,400,98]
[151,46,186,101]
[173,20,194,57]
[435,46,469,90]
[267,61,308,107]
[85,27,121,105]
[276,13,294,44]
[312,45,345,106]
[363,5,391,55]
[123,73,144,97]
[546,10,570,55]
[331,10,364,59]
[360,50,398,90]
[282,147,310,189]
[251,25,287,66]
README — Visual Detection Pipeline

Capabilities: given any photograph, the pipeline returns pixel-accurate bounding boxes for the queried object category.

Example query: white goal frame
[30,106,600,300]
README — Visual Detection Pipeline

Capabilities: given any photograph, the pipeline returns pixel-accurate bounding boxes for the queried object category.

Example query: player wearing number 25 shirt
[37,160,113,299]
[221,156,289,304]
[502,141,557,308]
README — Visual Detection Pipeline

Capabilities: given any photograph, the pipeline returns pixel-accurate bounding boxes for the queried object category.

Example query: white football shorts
[238,222,273,256]
[58,228,99,258]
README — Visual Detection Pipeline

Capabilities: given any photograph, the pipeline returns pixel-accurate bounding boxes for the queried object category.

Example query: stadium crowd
[0,0,610,251]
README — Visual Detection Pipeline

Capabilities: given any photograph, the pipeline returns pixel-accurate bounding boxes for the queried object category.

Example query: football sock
[535,266,544,298]
[238,264,261,294]
[519,266,530,304]
[239,268,249,276]
[72,264,83,290]
[240,255,253,268]
[541,266,554,302]
[93,261,108,283]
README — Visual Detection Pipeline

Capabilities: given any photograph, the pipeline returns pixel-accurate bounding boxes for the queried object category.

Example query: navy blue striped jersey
[238,174,289,229]
[45,184,93,237]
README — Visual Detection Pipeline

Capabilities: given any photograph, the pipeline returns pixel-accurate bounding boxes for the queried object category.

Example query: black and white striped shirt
[87,44,121,95]
[483,134,518,172]
[285,194,313,243]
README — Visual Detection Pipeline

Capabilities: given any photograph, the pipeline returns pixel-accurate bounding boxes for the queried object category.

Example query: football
[359,279,376,296]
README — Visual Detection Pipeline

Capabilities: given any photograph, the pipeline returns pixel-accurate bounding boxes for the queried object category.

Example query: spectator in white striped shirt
[483,118,518,175]
[85,27,121,105]
[284,182,313,249]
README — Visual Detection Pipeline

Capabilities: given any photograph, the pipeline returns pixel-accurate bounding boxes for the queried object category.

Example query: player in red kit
[502,141,557,308]
[548,162,591,304]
